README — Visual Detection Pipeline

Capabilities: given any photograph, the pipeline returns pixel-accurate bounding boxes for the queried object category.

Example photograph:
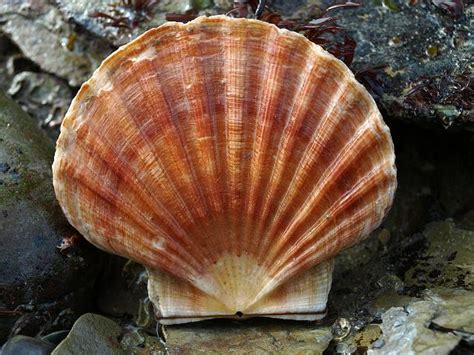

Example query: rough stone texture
[0,91,103,342]
[0,0,113,87]
[163,320,333,354]
[371,300,461,354]
[0,35,18,93]
[404,220,473,291]
[7,71,74,140]
[56,0,221,47]
[1,335,55,355]
[339,1,473,130]
[426,288,474,334]
[51,313,124,355]
[274,0,473,129]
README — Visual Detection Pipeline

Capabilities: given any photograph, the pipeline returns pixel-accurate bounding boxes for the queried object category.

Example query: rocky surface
[0,335,55,355]
[7,71,74,141]
[274,0,473,130]
[373,298,461,354]
[339,0,473,130]
[0,0,113,87]
[52,313,124,355]
[0,91,103,342]
[56,0,206,47]
[163,320,333,353]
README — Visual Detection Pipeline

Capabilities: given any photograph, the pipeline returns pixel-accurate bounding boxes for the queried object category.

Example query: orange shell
[52,16,396,323]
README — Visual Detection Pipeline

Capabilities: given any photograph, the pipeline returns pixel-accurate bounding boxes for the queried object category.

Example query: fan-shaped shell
[52,15,396,323]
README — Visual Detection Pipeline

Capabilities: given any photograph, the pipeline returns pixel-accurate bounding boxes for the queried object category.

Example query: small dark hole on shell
[235,311,243,318]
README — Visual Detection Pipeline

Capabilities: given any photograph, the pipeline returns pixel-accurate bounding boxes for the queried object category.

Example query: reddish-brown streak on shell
[52,15,396,323]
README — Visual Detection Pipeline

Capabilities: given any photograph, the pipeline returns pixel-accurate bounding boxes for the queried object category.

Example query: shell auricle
[52,16,397,324]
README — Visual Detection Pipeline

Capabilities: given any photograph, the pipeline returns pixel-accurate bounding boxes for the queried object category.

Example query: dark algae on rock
[271,0,473,130]
[0,91,104,343]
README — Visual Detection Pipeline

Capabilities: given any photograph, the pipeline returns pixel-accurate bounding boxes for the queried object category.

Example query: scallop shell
[52,16,397,324]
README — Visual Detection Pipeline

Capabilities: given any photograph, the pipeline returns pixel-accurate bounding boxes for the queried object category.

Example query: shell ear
[148,259,334,324]
[147,268,232,324]
[245,259,334,321]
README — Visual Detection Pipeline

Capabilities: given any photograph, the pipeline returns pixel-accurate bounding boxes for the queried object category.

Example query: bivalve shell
[52,15,397,324]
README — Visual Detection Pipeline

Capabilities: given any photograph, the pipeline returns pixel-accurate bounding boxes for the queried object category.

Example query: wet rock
[328,194,473,331]
[353,324,382,349]
[372,301,461,354]
[342,0,473,129]
[425,288,474,334]
[7,71,74,140]
[274,0,473,129]
[404,220,473,291]
[120,327,165,354]
[163,319,333,353]
[56,0,216,47]
[0,0,113,87]
[0,91,103,342]
[1,335,55,355]
[51,314,124,355]
[0,34,20,93]
[40,330,69,346]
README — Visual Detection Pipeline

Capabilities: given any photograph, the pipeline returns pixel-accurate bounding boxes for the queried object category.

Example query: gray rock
[272,0,473,130]
[369,286,474,353]
[7,71,73,140]
[0,35,19,93]
[1,335,55,355]
[404,220,473,291]
[371,301,461,354]
[0,91,103,342]
[163,320,333,353]
[0,0,113,87]
[425,288,474,334]
[56,0,212,47]
[120,327,166,354]
[51,313,124,355]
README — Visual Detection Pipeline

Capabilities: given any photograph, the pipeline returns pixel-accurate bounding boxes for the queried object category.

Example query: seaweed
[90,0,159,30]
[404,70,473,118]
[355,65,388,101]
[166,0,360,66]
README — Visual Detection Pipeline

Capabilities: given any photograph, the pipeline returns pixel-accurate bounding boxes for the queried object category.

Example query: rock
[0,0,113,87]
[120,327,166,354]
[40,330,69,346]
[51,314,124,355]
[56,0,216,47]
[404,220,473,291]
[370,286,474,354]
[339,0,472,130]
[163,319,333,353]
[273,0,473,130]
[1,335,55,355]
[426,288,474,334]
[371,301,461,354]
[353,324,382,349]
[327,208,474,332]
[7,71,74,140]
[0,91,103,342]
[0,35,20,93]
